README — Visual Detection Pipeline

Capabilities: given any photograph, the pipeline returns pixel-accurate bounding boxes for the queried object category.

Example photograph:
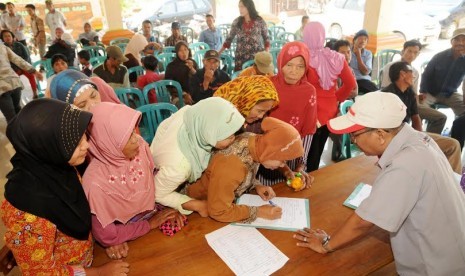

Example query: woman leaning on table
[1,99,129,275]
[186,117,304,223]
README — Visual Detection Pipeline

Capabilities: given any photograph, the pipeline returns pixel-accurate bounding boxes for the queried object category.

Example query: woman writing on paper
[185,117,304,223]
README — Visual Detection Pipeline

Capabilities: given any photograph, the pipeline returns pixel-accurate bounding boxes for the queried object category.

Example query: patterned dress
[223,17,270,71]
[1,200,93,275]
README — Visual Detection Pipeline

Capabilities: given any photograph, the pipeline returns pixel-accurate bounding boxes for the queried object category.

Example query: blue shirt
[198,28,223,50]
[420,48,465,97]
[349,49,373,81]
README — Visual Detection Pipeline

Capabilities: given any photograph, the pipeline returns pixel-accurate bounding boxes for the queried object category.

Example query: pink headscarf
[82,102,155,228]
[90,76,121,104]
[303,21,344,90]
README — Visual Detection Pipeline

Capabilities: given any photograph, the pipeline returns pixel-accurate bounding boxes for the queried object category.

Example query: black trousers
[0,88,22,122]
[451,114,465,150]
[306,125,330,172]
[357,79,378,94]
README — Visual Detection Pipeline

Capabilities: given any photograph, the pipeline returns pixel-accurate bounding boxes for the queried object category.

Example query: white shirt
[1,13,26,41]
[356,125,465,276]
[45,10,66,40]
[150,107,194,215]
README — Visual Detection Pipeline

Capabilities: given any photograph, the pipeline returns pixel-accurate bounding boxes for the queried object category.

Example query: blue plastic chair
[271,40,286,50]
[231,70,242,80]
[277,32,296,42]
[189,42,210,52]
[32,59,53,74]
[83,46,106,59]
[142,80,184,108]
[114,87,146,108]
[156,53,176,73]
[220,53,235,76]
[181,26,194,44]
[193,49,208,69]
[269,48,280,73]
[136,103,178,144]
[162,46,175,53]
[268,26,286,40]
[89,56,106,67]
[128,66,145,79]
[242,59,255,70]
[340,100,358,159]
[375,49,401,85]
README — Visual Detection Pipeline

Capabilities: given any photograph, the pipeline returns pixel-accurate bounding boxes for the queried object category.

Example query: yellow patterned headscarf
[214,75,279,117]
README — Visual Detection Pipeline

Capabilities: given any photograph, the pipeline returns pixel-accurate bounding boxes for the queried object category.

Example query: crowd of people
[0,0,465,275]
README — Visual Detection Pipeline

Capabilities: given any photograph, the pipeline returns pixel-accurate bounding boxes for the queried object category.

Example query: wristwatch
[321,235,334,253]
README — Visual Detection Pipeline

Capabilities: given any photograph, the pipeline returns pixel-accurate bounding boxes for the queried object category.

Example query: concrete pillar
[99,0,123,30]
[362,0,404,54]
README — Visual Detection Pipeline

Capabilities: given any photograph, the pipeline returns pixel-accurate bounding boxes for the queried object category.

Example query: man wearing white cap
[293,92,465,275]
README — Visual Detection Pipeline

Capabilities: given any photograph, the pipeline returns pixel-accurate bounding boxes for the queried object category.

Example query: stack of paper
[343,183,372,209]
[205,225,288,275]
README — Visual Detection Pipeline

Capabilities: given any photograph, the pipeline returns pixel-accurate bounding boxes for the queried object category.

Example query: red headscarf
[269,41,317,136]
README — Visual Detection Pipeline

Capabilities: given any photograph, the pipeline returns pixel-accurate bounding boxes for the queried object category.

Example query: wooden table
[93,155,395,275]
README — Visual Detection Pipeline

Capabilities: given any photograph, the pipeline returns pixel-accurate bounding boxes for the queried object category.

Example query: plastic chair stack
[136,103,178,144]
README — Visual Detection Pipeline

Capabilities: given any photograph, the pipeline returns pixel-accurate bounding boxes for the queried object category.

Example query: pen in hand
[269,200,278,207]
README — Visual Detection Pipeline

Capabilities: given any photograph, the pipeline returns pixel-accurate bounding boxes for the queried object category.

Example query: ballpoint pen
[269,200,278,207]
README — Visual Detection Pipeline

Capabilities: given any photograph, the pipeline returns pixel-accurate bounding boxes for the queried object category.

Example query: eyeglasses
[349,128,376,143]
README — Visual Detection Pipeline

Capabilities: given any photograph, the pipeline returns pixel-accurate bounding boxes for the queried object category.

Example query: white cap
[328,92,407,134]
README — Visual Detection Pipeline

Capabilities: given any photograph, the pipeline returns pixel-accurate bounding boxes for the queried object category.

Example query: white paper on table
[205,225,288,276]
[233,194,310,231]
[347,184,372,207]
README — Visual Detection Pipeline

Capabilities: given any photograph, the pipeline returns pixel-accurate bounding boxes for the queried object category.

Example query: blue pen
[269,200,278,207]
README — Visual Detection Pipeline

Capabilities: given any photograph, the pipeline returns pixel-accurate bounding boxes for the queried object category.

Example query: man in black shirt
[382,61,462,173]
[190,50,230,103]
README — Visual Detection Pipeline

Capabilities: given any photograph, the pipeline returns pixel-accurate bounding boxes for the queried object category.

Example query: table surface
[93,155,395,275]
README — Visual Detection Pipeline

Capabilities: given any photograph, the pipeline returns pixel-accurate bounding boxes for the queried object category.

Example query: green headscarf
[178,97,245,182]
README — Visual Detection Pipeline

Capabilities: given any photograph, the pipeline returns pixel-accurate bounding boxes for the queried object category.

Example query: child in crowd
[186,117,304,223]
[78,49,92,77]
[137,55,162,103]
[45,53,69,98]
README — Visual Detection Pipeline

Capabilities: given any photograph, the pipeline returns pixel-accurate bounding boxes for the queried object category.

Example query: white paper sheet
[347,184,372,207]
[233,194,310,231]
[205,225,288,276]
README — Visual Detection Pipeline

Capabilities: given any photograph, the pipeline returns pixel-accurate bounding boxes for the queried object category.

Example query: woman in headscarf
[1,30,37,99]
[83,102,185,260]
[303,22,356,172]
[187,117,304,223]
[259,41,317,186]
[78,22,99,46]
[214,75,279,132]
[1,99,129,275]
[151,97,245,217]
[165,41,198,96]
[50,69,101,111]
[123,33,162,83]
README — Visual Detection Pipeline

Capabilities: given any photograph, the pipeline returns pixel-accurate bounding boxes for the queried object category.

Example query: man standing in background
[26,4,46,59]
[45,0,66,41]
[1,2,26,45]
[198,14,222,50]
